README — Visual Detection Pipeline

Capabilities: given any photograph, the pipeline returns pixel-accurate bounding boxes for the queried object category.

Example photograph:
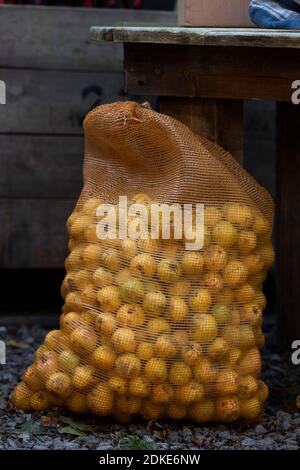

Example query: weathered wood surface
[0,199,75,268]
[0,69,124,134]
[91,25,300,49]
[276,102,300,348]
[159,97,244,163]
[124,43,300,101]
[0,135,84,199]
[0,6,175,72]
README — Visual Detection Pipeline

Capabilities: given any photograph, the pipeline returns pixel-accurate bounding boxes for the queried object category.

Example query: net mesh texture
[12,101,275,424]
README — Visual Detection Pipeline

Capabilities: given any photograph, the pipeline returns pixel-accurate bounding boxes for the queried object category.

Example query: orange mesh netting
[12,101,274,424]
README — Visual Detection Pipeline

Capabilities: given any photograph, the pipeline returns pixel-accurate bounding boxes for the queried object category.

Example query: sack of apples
[11,102,274,424]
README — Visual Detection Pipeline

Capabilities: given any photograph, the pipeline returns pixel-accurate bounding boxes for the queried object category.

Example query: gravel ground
[0,322,299,451]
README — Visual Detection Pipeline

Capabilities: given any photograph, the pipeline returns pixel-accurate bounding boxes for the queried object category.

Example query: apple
[30,391,50,411]
[115,353,141,379]
[144,358,167,383]
[117,396,142,415]
[46,372,72,398]
[97,286,121,312]
[154,335,176,358]
[151,384,174,404]
[93,267,113,288]
[120,278,144,303]
[169,361,191,386]
[224,204,254,229]
[188,399,215,423]
[223,260,248,288]
[169,280,191,297]
[91,345,116,370]
[181,342,202,365]
[70,327,97,354]
[136,341,153,361]
[23,365,44,392]
[208,338,229,361]
[116,303,145,328]
[237,230,257,254]
[130,253,156,277]
[58,350,80,373]
[157,259,182,283]
[95,312,117,336]
[100,248,120,271]
[129,376,150,398]
[87,383,113,416]
[11,383,32,411]
[181,252,204,275]
[112,328,136,353]
[66,393,88,414]
[212,304,230,324]
[213,221,238,249]
[194,358,217,383]
[36,351,59,379]
[147,318,170,336]
[203,272,223,292]
[238,375,258,399]
[44,329,69,352]
[240,397,261,420]
[189,289,212,314]
[216,370,239,395]
[175,381,204,405]
[204,245,228,272]
[143,291,167,317]
[193,314,218,342]
[215,396,240,422]
[108,375,127,396]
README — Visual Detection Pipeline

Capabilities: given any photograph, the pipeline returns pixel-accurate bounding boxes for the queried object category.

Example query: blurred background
[0,1,275,324]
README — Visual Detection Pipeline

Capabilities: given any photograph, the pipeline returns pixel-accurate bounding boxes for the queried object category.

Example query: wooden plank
[0,6,175,72]
[0,69,124,134]
[2,199,76,269]
[276,102,300,349]
[159,97,243,163]
[124,43,300,101]
[0,135,83,199]
[91,25,300,49]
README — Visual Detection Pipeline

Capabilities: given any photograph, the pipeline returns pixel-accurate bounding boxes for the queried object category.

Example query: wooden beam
[0,199,76,268]
[124,43,299,101]
[0,135,84,199]
[276,102,300,349]
[0,6,175,72]
[159,97,244,164]
[91,25,300,49]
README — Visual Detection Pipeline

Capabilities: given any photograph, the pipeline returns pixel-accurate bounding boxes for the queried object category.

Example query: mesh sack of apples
[11,102,274,424]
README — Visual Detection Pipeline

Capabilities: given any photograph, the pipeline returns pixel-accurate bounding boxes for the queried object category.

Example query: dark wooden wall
[0,5,175,268]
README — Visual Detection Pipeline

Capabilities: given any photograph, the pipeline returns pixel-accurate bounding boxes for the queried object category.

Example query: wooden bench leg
[276,102,300,349]
[159,97,244,165]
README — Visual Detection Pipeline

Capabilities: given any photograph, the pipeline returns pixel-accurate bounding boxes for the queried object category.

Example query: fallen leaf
[58,426,85,437]
[59,416,93,432]
[296,395,300,410]
[21,418,45,435]
[7,340,29,350]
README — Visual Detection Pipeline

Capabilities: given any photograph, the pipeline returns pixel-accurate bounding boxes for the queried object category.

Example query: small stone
[96,442,113,450]
[281,421,291,431]
[242,438,256,447]
[258,437,275,450]
[182,428,193,442]
[168,431,178,442]
[276,411,291,421]
[254,424,267,434]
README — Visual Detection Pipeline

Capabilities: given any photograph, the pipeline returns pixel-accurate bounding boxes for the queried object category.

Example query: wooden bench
[91,26,300,348]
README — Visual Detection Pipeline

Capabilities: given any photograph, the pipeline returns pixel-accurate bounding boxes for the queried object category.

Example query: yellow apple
[144,358,167,383]
[115,354,141,378]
